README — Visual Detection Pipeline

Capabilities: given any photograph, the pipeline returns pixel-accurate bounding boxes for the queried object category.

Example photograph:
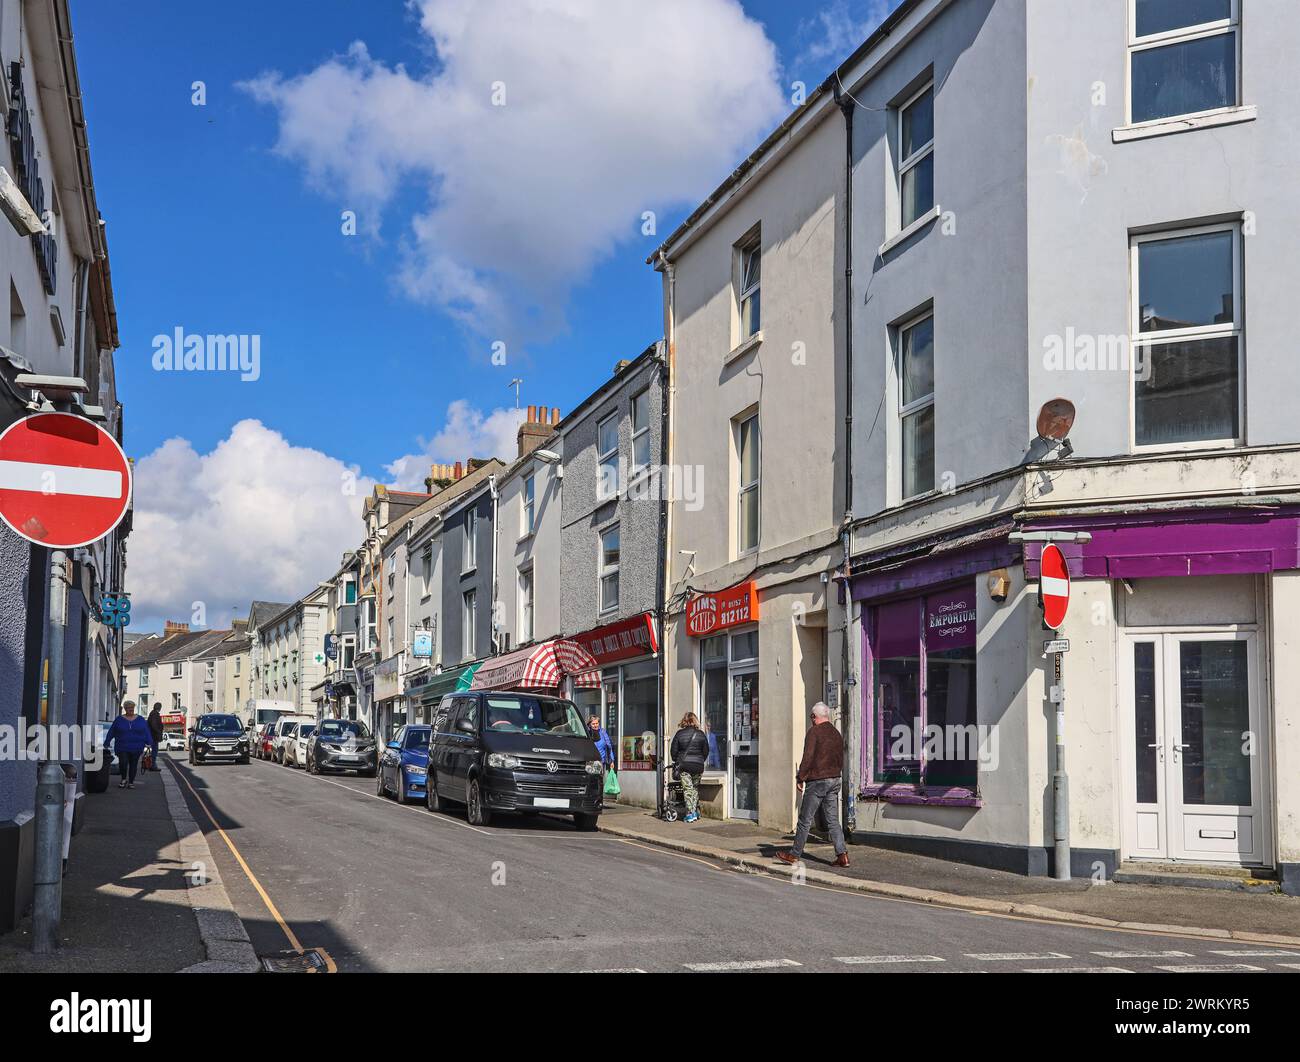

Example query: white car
[284,723,316,768]
[274,721,299,764]
[164,733,185,752]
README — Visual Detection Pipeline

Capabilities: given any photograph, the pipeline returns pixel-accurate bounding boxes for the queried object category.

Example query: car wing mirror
[387,741,400,750]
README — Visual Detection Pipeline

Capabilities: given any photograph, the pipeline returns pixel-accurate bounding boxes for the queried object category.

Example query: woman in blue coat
[105,700,156,789]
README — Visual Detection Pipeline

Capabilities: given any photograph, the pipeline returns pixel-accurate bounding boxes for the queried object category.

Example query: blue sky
[72,0,900,629]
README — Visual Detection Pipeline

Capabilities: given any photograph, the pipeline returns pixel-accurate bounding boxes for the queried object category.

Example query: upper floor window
[206,661,215,680]
[898,311,936,499]
[518,567,534,643]
[1129,0,1238,125]
[1131,223,1241,448]
[522,474,536,536]
[597,413,620,500]
[735,412,760,555]
[138,666,149,688]
[735,232,761,343]
[341,635,356,672]
[171,662,182,678]
[462,589,478,660]
[630,389,651,475]
[234,657,240,676]
[898,82,934,229]
[599,525,620,613]
[463,507,479,571]
[421,546,433,597]
[344,577,357,605]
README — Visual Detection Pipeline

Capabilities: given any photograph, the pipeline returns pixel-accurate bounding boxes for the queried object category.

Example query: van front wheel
[467,778,492,827]
[574,813,599,832]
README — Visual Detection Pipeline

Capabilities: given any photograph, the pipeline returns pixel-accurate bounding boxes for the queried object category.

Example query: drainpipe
[654,254,676,820]
[835,83,857,842]
[489,475,500,656]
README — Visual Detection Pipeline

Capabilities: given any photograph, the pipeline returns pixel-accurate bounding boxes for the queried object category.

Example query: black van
[425,691,604,829]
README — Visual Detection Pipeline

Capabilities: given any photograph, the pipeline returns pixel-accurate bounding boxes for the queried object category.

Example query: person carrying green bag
[588,714,618,806]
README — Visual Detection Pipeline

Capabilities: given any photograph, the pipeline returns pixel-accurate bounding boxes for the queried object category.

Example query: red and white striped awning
[470,639,601,692]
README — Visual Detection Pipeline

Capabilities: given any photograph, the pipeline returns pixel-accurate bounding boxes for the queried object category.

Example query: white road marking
[1154,963,1265,972]
[834,955,945,964]
[0,459,122,498]
[1022,967,1133,973]
[1207,949,1300,957]
[578,968,647,973]
[1093,950,1193,959]
[1278,964,1300,971]
[684,959,802,971]
[965,952,1071,961]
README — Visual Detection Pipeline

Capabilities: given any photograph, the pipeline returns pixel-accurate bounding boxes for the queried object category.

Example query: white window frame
[421,546,433,599]
[206,660,215,680]
[462,589,477,660]
[462,507,478,573]
[896,80,935,231]
[897,308,936,500]
[518,566,534,644]
[233,657,240,676]
[735,232,761,343]
[596,412,620,501]
[735,412,761,557]
[171,661,182,679]
[630,389,651,477]
[522,474,536,537]
[1129,221,1243,452]
[139,666,149,689]
[598,524,620,615]
[1126,0,1240,128]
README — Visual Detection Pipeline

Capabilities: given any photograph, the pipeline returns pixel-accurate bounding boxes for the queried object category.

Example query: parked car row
[187,692,606,831]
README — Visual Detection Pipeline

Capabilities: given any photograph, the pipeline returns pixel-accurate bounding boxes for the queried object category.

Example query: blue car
[376,724,431,804]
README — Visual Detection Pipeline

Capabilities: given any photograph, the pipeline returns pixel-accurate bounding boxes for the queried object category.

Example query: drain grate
[261,949,329,973]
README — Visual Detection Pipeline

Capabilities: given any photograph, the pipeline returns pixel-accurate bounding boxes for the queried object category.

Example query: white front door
[1121,632,1266,865]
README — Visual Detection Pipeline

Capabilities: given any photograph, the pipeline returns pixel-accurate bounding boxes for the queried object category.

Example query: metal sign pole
[1050,648,1070,881]
[33,550,68,952]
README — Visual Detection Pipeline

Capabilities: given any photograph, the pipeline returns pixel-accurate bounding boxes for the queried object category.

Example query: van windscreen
[483,698,586,736]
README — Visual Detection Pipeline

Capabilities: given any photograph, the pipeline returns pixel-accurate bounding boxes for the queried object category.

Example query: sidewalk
[598,805,1300,943]
[0,756,258,973]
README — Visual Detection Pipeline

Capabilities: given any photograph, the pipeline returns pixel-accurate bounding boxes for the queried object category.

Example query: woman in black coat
[669,713,709,823]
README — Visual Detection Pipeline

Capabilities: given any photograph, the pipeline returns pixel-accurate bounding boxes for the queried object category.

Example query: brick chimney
[163,620,190,637]
[517,404,558,458]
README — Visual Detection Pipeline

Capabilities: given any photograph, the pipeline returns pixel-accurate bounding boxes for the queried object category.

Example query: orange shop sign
[685,582,760,637]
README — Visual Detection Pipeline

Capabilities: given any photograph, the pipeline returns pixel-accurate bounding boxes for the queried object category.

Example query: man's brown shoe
[775,851,801,866]
[834,852,851,868]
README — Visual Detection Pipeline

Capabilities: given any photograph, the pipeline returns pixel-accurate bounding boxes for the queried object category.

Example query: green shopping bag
[603,768,621,798]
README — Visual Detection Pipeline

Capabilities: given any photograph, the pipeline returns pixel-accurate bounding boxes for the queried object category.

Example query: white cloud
[793,0,896,72]
[239,0,786,341]
[384,400,526,490]
[128,420,376,630]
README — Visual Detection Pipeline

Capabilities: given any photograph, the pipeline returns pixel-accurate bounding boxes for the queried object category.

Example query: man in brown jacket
[776,702,849,868]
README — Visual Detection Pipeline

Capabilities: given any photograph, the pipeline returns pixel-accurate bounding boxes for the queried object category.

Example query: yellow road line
[617,837,728,874]
[169,760,305,956]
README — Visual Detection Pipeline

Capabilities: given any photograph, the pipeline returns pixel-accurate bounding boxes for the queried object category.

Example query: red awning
[470,639,601,692]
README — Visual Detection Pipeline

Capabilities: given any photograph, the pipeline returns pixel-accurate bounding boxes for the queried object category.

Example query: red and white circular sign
[1039,543,1071,630]
[0,412,132,548]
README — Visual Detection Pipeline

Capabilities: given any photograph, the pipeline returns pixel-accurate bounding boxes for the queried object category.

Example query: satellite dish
[1036,398,1076,442]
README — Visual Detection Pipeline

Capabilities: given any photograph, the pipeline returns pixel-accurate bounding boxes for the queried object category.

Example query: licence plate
[338,755,359,762]
[533,797,569,809]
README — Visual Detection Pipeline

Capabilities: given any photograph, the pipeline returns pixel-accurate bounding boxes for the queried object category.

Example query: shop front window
[870,584,978,793]
[701,636,729,771]
[621,661,658,772]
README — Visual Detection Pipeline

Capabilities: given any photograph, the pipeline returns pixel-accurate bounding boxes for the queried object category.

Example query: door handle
[1147,741,1164,761]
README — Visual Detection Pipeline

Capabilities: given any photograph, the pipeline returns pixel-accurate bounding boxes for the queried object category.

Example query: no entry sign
[1039,544,1071,630]
[0,412,132,548]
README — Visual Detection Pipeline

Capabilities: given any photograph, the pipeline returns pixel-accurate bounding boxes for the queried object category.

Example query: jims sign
[685,581,760,637]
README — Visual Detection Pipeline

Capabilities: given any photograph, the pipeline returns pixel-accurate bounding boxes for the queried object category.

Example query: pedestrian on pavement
[776,702,850,868]
[669,712,709,824]
[588,714,615,768]
[105,699,156,790]
[147,703,165,771]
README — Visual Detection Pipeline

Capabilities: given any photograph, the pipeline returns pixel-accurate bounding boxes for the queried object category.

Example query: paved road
[167,755,1300,974]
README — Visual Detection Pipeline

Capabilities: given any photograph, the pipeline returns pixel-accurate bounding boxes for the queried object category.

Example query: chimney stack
[517,402,560,458]
[454,461,464,480]
[163,620,190,637]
